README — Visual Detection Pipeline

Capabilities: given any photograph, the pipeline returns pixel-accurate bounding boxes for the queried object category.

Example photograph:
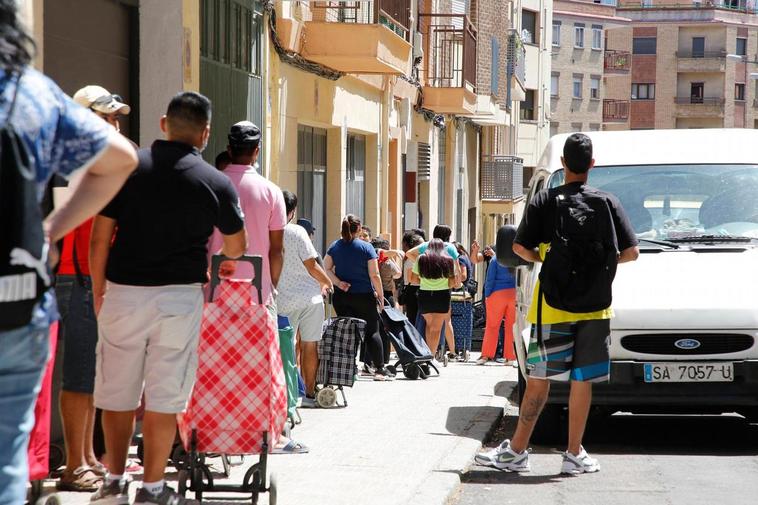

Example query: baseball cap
[228,121,261,146]
[73,85,131,115]
[296,218,316,236]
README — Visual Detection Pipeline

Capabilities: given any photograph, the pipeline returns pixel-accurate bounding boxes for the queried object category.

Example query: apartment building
[613,0,758,129]
[549,0,630,135]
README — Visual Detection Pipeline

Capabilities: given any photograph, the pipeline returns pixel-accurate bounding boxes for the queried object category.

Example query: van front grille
[620,334,754,355]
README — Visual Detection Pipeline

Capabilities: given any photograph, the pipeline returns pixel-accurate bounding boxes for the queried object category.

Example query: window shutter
[491,37,500,95]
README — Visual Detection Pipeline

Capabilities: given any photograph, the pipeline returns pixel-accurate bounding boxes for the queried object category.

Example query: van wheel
[530,404,565,444]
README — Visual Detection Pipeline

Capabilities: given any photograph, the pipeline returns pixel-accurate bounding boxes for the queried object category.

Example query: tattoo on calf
[519,395,547,424]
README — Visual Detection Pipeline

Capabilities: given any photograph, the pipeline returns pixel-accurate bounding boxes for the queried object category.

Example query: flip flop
[55,467,102,492]
[271,439,310,454]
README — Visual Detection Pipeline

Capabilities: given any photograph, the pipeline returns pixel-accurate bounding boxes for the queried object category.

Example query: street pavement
[37,358,518,505]
[455,392,758,505]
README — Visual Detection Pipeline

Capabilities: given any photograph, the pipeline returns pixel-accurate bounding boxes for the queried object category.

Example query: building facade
[550,0,630,135]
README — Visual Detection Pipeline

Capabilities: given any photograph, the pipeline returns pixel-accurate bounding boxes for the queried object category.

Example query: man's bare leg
[141,411,177,482]
[510,377,550,453]
[101,410,135,476]
[302,341,318,396]
[567,380,592,455]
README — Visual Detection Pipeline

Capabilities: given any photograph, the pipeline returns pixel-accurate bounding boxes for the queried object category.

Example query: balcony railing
[507,30,526,86]
[481,156,524,200]
[675,96,725,105]
[603,99,630,121]
[618,0,758,13]
[419,13,477,91]
[675,50,727,58]
[311,0,411,39]
[604,50,631,72]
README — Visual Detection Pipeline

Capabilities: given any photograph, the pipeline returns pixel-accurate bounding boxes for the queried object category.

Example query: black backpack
[0,74,51,330]
[538,185,619,314]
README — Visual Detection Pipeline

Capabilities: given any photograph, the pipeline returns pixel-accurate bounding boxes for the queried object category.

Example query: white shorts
[94,282,204,414]
[284,301,325,343]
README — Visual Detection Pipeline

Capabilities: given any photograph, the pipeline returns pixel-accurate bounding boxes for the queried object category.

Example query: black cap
[228,121,261,146]
[296,218,316,235]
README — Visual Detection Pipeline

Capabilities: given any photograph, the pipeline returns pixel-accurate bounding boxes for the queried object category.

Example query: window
[346,134,366,218]
[590,77,600,99]
[522,10,537,44]
[589,123,601,132]
[571,122,583,132]
[641,0,653,6]
[690,82,704,103]
[633,37,657,54]
[552,21,561,47]
[202,0,260,74]
[692,37,705,58]
[631,83,655,100]
[551,73,559,97]
[574,24,585,48]
[521,90,536,121]
[297,125,328,253]
[737,37,747,56]
[592,25,603,50]
[573,75,583,98]
[735,83,745,101]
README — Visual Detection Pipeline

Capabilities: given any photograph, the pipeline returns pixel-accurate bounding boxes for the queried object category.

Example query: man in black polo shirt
[89,92,247,504]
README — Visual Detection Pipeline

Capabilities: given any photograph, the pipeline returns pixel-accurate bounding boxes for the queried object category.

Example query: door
[297,125,327,254]
[692,37,705,58]
[691,82,704,103]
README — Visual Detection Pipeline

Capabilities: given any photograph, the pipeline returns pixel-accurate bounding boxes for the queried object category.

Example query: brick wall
[472,0,510,106]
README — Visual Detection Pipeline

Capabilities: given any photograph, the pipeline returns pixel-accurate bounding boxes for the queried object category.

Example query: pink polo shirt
[208,164,287,305]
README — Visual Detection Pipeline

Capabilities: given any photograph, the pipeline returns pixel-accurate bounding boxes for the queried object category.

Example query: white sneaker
[561,447,600,474]
[474,439,530,472]
[475,357,490,366]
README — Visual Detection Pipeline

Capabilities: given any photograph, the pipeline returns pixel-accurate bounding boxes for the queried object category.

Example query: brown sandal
[55,467,102,492]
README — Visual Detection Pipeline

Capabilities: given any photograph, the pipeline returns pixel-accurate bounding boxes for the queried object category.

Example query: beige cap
[73,85,131,115]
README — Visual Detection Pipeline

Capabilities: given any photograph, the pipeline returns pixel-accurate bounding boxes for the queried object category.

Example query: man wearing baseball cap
[73,85,130,132]
[50,85,134,492]
[207,121,286,310]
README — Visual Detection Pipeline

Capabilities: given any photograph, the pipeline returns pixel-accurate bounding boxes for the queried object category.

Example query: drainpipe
[381,75,391,238]
[267,8,281,183]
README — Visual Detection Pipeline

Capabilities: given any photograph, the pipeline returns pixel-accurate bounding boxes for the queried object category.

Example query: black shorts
[417,289,451,315]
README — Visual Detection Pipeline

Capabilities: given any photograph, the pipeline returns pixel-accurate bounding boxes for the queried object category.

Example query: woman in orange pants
[477,259,517,365]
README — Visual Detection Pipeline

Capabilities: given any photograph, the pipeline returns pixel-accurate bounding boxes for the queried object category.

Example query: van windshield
[548,165,758,240]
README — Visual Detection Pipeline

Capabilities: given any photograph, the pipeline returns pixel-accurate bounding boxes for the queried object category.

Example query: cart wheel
[42,495,61,505]
[177,469,189,496]
[269,472,278,505]
[386,364,397,375]
[48,443,65,473]
[316,387,337,408]
[402,363,420,380]
[171,443,188,470]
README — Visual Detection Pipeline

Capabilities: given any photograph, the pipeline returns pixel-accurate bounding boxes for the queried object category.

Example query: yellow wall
[182,0,200,93]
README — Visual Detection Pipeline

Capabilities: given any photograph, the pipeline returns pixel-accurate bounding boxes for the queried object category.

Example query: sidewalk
[46,359,517,505]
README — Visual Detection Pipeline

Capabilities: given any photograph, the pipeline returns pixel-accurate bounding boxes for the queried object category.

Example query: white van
[504,128,758,437]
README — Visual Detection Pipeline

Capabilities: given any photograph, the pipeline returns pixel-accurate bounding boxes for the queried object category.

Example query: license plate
[643,362,734,383]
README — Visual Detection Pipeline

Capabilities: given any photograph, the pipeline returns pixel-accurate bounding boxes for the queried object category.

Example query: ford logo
[674,338,701,350]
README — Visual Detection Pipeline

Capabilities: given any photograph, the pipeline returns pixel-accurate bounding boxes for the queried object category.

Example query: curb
[405,378,517,505]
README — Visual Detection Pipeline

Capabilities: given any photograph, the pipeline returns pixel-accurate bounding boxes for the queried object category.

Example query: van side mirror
[496,225,529,267]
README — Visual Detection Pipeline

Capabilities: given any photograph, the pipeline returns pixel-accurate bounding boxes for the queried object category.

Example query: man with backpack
[0,4,138,501]
[475,133,639,474]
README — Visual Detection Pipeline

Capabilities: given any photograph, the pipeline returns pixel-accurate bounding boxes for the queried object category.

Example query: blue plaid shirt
[1,68,112,325]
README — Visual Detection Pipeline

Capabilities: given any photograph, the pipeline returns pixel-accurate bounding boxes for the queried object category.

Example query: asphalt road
[455,398,758,505]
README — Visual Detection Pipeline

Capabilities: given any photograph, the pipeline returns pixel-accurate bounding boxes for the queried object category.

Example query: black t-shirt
[514,181,638,252]
[101,140,244,286]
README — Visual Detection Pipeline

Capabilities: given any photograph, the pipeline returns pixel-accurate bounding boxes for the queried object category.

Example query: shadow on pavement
[493,380,517,401]
[462,468,567,485]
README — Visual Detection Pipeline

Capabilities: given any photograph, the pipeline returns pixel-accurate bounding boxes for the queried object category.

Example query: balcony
[676,50,727,73]
[674,96,725,118]
[603,99,630,122]
[604,50,631,74]
[302,0,412,74]
[507,30,527,102]
[418,14,477,115]
[481,156,524,201]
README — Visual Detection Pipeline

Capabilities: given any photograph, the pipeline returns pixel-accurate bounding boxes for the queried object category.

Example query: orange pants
[481,288,516,360]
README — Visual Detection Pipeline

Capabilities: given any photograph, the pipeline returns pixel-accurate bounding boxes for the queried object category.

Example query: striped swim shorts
[526,319,611,383]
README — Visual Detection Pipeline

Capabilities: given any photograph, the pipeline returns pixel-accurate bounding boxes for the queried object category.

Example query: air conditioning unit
[413,32,424,60]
